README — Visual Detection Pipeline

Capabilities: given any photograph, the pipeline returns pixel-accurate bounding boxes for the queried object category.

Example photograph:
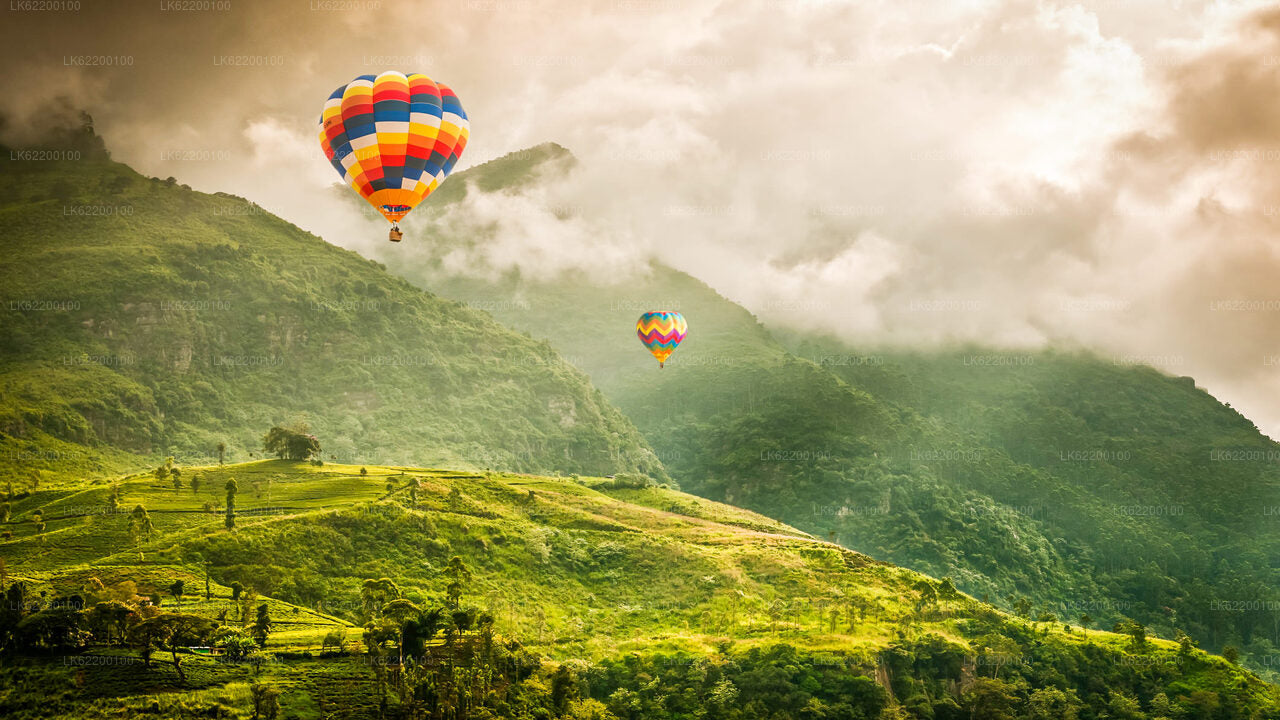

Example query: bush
[610,473,655,490]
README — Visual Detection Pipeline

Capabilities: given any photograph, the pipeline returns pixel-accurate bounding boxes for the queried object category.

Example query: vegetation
[0,460,1275,719]
[262,423,321,462]
[0,131,663,479]
[377,145,1280,680]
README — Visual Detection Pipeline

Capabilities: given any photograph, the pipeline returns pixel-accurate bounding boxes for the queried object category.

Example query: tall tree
[251,603,272,648]
[129,505,155,545]
[445,556,472,609]
[225,478,238,530]
[216,442,226,466]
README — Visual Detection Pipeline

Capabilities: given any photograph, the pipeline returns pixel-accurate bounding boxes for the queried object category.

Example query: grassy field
[3,460,1278,719]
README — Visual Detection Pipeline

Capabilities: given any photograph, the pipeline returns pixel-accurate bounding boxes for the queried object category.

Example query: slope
[0,125,663,480]
[370,144,1280,672]
[2,460,1275,720]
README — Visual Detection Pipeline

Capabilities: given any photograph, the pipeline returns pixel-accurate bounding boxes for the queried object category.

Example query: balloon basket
[388,226,403,243]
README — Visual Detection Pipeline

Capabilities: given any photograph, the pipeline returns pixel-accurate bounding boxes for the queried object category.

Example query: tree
[129,612,214,684]
[251,603,272,648]
[360,467,368,477]
[962,677,1020,720]
[1177,629,1197,660]
[360,578,401,620]
[938,577,961,601]
[551,664,578,714]
[913,579,937,614]
[381,598,420,665]
[86,600,134,645]
[1223,645,1240,664]
[193,556,212,600]
[240,588,259,625]
[169,580,184,608]
[106,484,122,512]
[212,626,256,660]
[191,475,201,494]
[262,423,321,461]
[445,555,472,609]
[216,442,226,466]
[230,581,243,603]
[251,683,281,720]
[1122,620,1147,651]
[129,505,155,544]
[1079,614,1092,630]
[1028,687,1079,720]
[16,607,88,649]
[154,457,173,484]
[225,478,238,530]
[321,626,348,653]
[1012,597,1033,618]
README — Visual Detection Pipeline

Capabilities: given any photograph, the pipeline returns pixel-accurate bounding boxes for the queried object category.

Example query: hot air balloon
[318,71,469,242]
[636,311,687,368]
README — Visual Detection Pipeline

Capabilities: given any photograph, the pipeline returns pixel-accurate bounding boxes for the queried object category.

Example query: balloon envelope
[318,71,469,224]
[636,311,688,366]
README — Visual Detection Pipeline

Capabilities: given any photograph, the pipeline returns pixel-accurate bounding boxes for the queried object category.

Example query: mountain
[374,145,1280,673]
[0,128,666,481]
[3,459,1276,719]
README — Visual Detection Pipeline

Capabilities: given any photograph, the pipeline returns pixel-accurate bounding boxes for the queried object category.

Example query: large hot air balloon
[318,71,469,242]
[636,311,688,368]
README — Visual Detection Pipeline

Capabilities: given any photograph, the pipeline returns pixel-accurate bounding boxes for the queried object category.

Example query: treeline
[0,578,275,684]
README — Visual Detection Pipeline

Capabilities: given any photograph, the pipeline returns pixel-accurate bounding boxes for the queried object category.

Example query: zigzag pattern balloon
[636,311,688,368]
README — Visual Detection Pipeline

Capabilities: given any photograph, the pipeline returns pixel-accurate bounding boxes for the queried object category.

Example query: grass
[2,460,1278,718]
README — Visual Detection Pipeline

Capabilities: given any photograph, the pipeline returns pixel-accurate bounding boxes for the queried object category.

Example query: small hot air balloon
[636,311,687,368]
[318,71,469,242]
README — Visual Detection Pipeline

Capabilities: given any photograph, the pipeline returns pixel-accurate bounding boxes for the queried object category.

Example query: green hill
[0,127,664,480]
[2,460,1275,720]
[377,145,1280,674]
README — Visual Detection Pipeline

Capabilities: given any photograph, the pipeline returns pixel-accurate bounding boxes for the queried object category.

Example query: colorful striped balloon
[318,71,469,226]
[636,311,688,368]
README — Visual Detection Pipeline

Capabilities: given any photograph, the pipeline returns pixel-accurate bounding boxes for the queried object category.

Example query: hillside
[2,460,1275,719]
[374,145,1280,673]
[0,126,663,480]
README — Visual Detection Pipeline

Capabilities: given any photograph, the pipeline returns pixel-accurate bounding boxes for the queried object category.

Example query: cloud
[3,0,1280,434]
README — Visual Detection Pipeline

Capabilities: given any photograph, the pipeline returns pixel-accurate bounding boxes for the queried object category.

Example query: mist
[4,0,1280,434]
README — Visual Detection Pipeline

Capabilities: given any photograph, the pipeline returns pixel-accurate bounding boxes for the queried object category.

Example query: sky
[4,0,1280,436]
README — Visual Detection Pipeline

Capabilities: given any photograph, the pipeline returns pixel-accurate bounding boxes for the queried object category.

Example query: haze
[5,0,1280,436]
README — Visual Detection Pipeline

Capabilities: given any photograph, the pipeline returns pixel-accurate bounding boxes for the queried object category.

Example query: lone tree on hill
[262,423,321,461]
[252,603,272,648]
[129,505,155,544]
[225,478,238,530]
[216,442,226,466]
[445,555,472,609]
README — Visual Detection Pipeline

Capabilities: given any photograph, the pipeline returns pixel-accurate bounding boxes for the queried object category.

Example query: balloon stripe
[320,71,466,225]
